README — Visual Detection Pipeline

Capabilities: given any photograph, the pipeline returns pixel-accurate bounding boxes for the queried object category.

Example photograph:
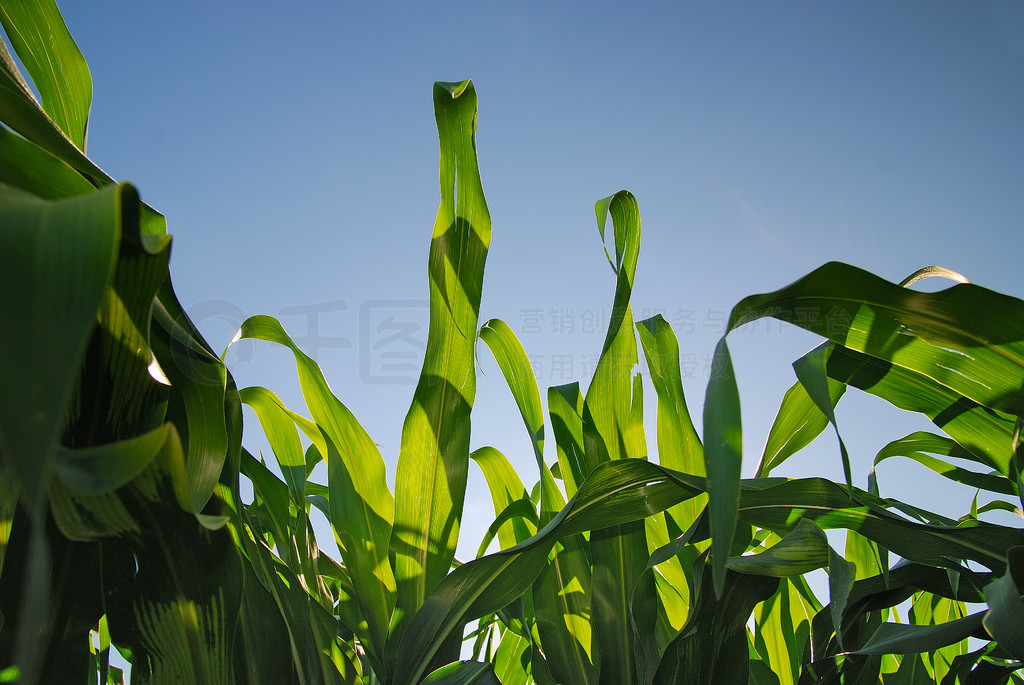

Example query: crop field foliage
[1,3,1023,684]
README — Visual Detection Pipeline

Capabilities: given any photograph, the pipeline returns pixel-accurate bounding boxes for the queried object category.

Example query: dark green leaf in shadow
[0,183,121,505]
[423,660,500,684]
[983,546,1024,660]
[853,611,985,656]
[653,559,779,684]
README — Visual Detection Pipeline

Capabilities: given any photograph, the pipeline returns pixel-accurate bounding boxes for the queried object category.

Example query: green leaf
[583,191,651,685]
[476,318,597,681]
[0,17,107,183]
[52,423,181,496]
[0,0,91,150]
[470,447,536,551]
[827,345,1019,478]
[637,314,707,530]
[792,344,852,488]
[0,125,94,198]
[653,560,780,684]
[983,547,1024,660]
[752,574,820,685]
[478,319,564,523]
[150,286,232,515]
[479,319,544,465]
[548,383,586,500]
[239,386,308,501]
[392,459,705,685]
[532,534,597,685]
[726,518,829,577]
[703,336,742,598]
[729,262,1024,418]
[829,544,858,652]
[423,661,500,684]
[853,611,984,656]
[234,315,395,663]
[388,80,491,669]
[0,183,121,506]
[875,432,1017,497]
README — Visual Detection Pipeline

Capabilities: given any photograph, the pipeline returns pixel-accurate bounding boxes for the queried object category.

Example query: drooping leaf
[470,447,536,551]
[875,432,1017,497]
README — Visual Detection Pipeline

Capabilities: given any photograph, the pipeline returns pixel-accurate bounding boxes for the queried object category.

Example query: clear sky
[50,1,1024,560]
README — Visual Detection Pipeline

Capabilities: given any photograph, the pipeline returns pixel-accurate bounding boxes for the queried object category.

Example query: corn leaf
[0,9,107,182]
[653,561,780,684]
[875,432,1017,497]
[548,383,585,499]
[469,447,536,551]
[637,314,707,531]
[388,80,491,670]
[234,315,395,663]
[583,191,652,684]
[757,374,846,478]
[0,0,90,150]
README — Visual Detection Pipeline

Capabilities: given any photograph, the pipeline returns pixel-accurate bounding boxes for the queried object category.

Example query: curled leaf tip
[435,80,473,98]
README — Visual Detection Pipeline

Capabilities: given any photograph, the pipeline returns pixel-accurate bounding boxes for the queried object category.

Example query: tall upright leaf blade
[703,337,742,598]
[0,0,91,150]
[548,383,585,499]
[389,79,491,666]
[637,314,706,530]
[582,191,652,684]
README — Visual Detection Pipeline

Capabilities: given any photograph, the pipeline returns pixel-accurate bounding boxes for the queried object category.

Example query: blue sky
[51,2,1024,558]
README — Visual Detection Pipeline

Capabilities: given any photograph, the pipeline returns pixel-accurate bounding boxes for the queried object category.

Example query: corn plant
[3,2,1024,684]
